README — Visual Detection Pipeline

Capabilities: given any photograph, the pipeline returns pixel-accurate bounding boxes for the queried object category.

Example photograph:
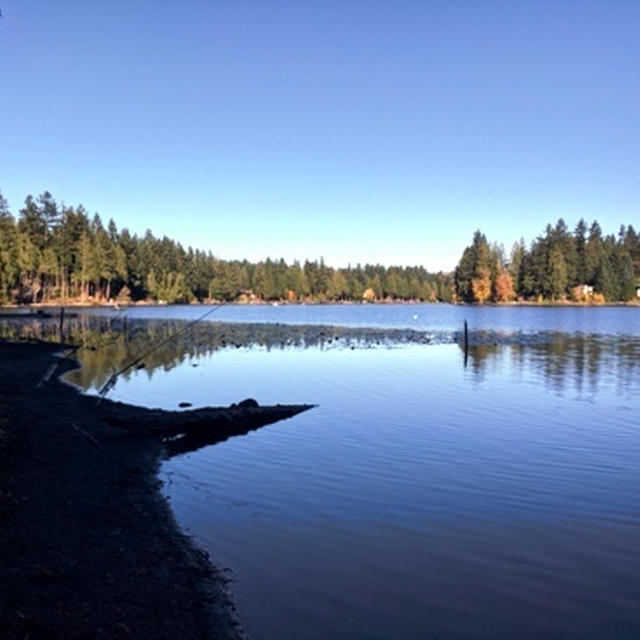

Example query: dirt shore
[0,341,246,640]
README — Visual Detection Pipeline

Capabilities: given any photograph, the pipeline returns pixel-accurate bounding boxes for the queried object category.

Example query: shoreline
[1,298,639,310]
[0,341,248,639]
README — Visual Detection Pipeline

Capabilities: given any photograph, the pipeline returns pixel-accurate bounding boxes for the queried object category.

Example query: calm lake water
[4,304,640,638]
[73,301,640,335]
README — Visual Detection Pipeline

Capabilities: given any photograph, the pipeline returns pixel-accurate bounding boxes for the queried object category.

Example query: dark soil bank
[0,341,244,640]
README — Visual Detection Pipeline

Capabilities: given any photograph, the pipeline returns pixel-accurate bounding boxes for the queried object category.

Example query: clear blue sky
[1,1,639,271]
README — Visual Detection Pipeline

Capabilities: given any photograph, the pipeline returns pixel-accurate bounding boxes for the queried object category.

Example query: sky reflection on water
[147,341,639,640]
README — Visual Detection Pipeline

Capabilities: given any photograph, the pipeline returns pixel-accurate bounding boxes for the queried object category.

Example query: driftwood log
[105,398,314,457]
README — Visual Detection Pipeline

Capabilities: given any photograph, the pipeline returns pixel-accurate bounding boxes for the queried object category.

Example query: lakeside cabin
[579,284,594,298]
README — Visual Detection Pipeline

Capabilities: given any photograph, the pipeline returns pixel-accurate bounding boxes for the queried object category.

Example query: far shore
[1,298,639,311]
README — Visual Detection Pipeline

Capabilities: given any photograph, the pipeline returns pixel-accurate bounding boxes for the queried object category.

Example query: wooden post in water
[59,307,65,343]
[463,319,468,367]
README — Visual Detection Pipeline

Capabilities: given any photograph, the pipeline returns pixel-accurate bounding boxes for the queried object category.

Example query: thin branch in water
[36,363,58,388]
[72,422,99,444]
[97,304,226,401]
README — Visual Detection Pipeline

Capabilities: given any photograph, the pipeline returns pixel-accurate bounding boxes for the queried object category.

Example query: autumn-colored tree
[362,287,376,302]
[494,268,515,302]
[471,267,492,303]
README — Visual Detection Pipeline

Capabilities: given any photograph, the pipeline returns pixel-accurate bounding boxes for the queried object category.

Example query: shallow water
[101,302,640,335]
[4,306,640,638]
[5,301,640,334]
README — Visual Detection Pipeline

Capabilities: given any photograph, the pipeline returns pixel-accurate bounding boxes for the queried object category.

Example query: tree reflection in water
[461,335,640,395]
[1,315,639,396]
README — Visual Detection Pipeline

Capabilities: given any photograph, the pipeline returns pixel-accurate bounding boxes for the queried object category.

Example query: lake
[67,301,640,335]
[3,304,640,638]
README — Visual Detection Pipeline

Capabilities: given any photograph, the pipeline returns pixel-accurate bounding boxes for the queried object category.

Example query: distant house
[572,284,595,303]
[580,284,594,297]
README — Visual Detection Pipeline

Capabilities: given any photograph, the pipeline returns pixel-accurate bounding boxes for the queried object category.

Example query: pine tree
[0,191,19,302]
[509,239,526,296]
[618,253,636,301]
[594,253,617,301]
[327,270,348,300]
[546,246,568,300]
[574,219,588,284]
[585,221,603,284]
[455,230,491,302]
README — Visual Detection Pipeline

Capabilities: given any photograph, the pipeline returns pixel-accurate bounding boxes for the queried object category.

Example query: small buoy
[413,314,418,320]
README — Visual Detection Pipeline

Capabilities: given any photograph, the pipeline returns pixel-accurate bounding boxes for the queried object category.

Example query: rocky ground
[0,341,249,640]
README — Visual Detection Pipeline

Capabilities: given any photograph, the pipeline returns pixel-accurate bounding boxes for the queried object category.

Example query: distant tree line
[455,219,640,303]
[0,189,454,305]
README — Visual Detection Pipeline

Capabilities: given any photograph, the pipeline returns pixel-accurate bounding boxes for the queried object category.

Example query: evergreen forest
[0,190,452,304]
[1,190,638,305]
[455,220,640,303]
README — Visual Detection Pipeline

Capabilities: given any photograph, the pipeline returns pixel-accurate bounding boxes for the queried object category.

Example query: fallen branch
[71,422,99,444]
[104,399,314,457]
[36,363,58,388]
